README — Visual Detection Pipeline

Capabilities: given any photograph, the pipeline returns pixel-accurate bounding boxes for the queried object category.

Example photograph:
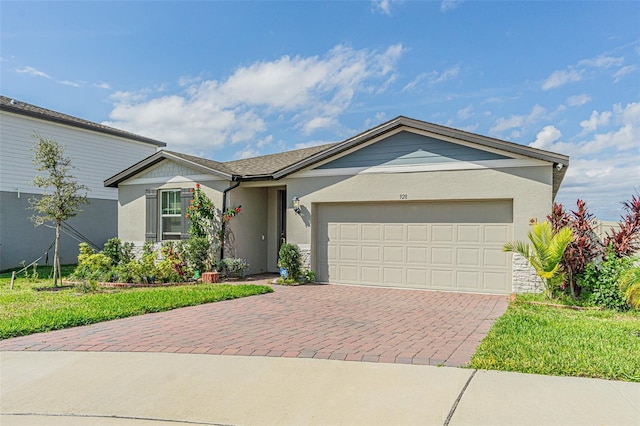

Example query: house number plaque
[399,194,408,199]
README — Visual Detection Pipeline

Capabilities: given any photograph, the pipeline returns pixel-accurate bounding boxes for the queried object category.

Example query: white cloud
[371,0,393,15]
[104,44,405,151]
[566,94,591,107]
[234,147,260,159]
[403,65,460,91]
[441,0,463,12]
[613,65,636,83]
[579,110,611,134]
[457,105,474,120]
[553,102,640,219]
[529,125,562,150]
[490,104,546,133]
[542,69,582,90]
[15,65,91,89]
[94,81,111,90]
[577,55,623,69]
[542,52,631,91]
[16,66,52,79]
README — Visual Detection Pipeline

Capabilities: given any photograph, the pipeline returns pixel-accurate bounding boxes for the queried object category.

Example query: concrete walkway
[1,351,638,425]
[0,283,508,367]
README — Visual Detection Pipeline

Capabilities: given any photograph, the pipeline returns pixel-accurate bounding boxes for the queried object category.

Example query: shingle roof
[0,95,167,147]
[224,142,340,177]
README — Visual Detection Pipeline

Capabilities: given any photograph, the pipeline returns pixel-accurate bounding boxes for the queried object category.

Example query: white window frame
[160,189,182,241]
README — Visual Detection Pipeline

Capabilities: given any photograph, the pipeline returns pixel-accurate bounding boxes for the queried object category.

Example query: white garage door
[315,201,513,294]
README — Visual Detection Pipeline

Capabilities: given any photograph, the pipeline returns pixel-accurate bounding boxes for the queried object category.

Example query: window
[161,190,182,240]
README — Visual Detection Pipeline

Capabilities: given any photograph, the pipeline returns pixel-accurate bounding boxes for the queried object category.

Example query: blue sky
[2,1,638,220]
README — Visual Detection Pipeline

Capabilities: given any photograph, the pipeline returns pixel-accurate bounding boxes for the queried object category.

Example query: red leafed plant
[603,193,640,258]
[547,200,601,298]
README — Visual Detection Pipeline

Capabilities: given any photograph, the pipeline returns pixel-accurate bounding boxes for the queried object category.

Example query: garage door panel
[383,267,405,285]
[484,225,510,243]
[457,271,481,289]
[457,248,481,266]
[407,225,429,242]
[484,272,509,291]
[361,224,381,241]
[484,249,509,267]
[432,270,454,289]
[361,266,381,282]
[326,244,337,261]
[432,225,454,242]
[407,246,428,263]
[458,225,481,243]
[383,246,404,263]
[340,265,358,281]
[316,201,512,294]
[431,247,454,266]
[340,224,359,240]
[407,268,428,286]
[340,245,359,261]
[384,225,405,241]
[361,245,381,262]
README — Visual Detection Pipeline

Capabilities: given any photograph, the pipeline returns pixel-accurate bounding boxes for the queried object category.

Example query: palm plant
[619,260,640,309]
[504,221,573,299]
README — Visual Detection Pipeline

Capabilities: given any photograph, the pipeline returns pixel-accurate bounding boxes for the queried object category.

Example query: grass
[470,294,640,382]
[0,265,273,340]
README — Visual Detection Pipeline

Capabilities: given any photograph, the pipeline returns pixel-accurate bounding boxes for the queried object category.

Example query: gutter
[220,175,242,262]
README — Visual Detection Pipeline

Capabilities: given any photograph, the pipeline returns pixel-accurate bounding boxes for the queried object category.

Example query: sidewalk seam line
[1,412,230,426]
[443,369,477,426]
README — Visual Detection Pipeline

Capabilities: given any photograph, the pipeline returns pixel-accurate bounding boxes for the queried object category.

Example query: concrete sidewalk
[1,351,638,426]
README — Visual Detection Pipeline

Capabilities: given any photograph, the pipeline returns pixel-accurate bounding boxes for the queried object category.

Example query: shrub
[578,246,632,310]
[603,193,640,257]
[185,236,215,273]
[619,260,640,310]
[220,258,248,278]
[548,200,602,298]
[278,241,302,281]
[73,243,113,281]
[103,238,135,266]
[160,242,189,280]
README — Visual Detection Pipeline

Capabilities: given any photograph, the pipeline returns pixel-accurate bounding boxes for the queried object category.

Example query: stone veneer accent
[512,252,543,293]
[299,247,311,270]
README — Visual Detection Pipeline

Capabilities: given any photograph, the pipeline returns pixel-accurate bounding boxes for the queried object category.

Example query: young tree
[30,135,88,286]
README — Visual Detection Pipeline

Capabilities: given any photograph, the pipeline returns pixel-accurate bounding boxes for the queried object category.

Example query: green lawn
[0,265,273,340]
[470,295,640,382]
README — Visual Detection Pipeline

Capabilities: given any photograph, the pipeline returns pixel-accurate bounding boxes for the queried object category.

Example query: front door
[277,189,287,256]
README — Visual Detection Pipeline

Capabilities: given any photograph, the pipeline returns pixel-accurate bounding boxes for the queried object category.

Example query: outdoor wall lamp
[292,196,301,214]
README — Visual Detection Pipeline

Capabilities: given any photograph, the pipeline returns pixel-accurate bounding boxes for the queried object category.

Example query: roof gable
[316,130,509,170]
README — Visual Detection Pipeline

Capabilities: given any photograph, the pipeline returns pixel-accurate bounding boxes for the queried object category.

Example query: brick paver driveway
[0,283,509,366]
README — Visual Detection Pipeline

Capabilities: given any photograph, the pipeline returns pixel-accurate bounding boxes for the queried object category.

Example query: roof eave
[1,103,167,147]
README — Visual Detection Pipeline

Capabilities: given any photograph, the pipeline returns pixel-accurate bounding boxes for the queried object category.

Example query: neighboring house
[106,116,569,295]
[0,96,166,271]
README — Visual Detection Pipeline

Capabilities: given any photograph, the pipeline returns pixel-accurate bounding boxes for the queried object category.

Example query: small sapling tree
[30,135,88,286]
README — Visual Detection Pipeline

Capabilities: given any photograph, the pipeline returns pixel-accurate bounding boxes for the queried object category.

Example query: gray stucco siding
[317,131,509,169]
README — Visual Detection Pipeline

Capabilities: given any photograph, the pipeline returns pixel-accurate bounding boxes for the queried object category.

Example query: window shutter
[145,190,158,242]
[180,188,193,240]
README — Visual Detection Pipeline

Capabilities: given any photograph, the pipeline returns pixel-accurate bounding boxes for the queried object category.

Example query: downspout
[220,176,242,262]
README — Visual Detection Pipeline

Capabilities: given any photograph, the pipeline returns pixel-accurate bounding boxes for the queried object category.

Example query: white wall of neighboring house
[0,108,162,271]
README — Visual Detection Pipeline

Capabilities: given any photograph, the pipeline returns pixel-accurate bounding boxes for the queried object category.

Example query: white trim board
[118,174,224,186]
[291,158,548,178]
